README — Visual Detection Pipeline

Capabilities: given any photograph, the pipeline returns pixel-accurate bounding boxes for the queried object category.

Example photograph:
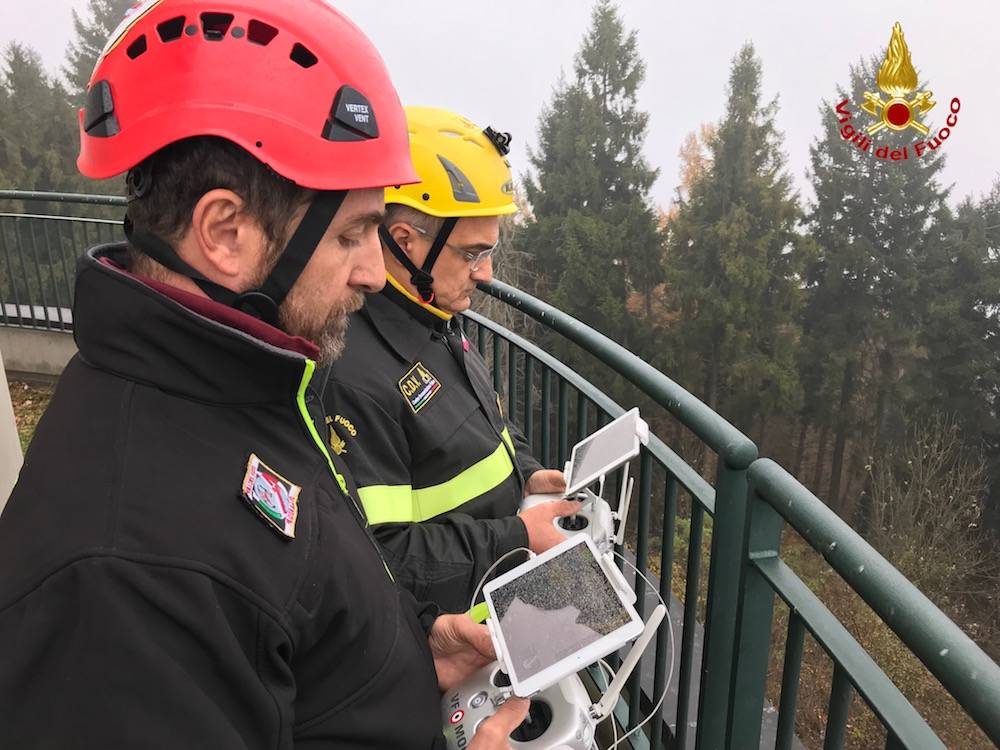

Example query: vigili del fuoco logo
[834,22,961,162]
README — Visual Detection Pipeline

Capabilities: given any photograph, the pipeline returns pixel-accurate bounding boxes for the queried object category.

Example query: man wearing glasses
[322,107,580,614]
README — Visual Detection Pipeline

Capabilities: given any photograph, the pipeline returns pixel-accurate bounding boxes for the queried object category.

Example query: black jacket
[324,278,543,614]
[0,246,444,749]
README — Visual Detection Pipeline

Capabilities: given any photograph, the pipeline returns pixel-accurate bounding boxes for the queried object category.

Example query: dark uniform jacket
[324,276,544,614]
[0,245,445,749]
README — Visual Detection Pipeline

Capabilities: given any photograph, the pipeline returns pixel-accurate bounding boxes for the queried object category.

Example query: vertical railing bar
[775,613,807,750]
[57,220,76,325]
[507,341,518,420]
[627,450,653,730]
[823,665,853,750]
[0,221,23,325]
[576,391,589,444]
[649,472,679,749]
[39,220,66,318]
[524,356,535,452]
[675,502,704,750]
[15,218,47,330]
[492,329,502,390]
[477,321,487,356]
[557,378,569,467]
[540,367,552,468]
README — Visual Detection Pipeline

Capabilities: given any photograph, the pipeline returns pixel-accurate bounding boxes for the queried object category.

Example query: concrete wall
[0,327,77,380]
[1,349,24,515]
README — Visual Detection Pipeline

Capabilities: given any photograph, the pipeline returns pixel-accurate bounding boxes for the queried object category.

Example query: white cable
[603,552,676,750]
[596,658,619,749]
[468,546,533,614]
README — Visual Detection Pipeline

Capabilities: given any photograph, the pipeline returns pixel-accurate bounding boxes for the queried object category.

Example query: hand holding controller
[518,497,583,553]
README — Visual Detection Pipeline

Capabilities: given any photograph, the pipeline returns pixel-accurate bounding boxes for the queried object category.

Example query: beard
[279,289,365,366]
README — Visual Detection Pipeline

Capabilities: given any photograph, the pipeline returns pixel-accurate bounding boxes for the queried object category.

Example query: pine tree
[661,44,804,437]
[905,185,1000,533]
[521,0,661,381]
[0,43,83,194]
[803,55,950,513]
[62,0,136,106]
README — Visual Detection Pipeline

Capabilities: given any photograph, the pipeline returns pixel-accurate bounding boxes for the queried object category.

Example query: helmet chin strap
[379,217,458,304]
[125,190,347,326]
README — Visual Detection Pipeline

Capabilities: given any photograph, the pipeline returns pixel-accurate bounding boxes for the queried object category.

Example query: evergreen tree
[522,0,661,377]
[661,44,804,437]
[905,185,1000,533]
[62,0,135,106]
[803,55,949,512]
[0,43,83,194]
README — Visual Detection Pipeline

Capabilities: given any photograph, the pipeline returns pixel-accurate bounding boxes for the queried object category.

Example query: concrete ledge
[0,327,76,379]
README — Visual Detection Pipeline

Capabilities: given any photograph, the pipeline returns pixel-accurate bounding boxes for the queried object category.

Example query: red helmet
[78,0,417,190]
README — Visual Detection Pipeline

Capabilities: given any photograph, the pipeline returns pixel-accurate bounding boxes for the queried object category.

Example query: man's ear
[188,189,264,282]
[387,222,425,264]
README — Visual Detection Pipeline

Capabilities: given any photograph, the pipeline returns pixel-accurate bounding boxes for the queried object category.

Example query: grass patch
[9,379,53,452]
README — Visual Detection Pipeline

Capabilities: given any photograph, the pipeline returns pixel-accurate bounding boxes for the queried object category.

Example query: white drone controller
[521,408,648,555]
[445,411,659,750]
[443,600,666,750]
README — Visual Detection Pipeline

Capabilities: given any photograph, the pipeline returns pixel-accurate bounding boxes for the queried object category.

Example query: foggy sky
[2,0,997,209]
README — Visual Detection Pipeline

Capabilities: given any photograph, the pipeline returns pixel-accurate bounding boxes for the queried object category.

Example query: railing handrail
[750,458,1000,744]
[0,212,121,225]
[0,190,126,207]
[466,308,716,514]
[478,279,758,469]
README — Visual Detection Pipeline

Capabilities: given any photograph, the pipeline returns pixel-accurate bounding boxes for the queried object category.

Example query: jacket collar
[74,244,318,405]
[361,279,469,363]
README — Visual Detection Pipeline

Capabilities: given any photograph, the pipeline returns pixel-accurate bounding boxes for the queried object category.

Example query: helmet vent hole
[201,13,234,41]
[126,35,148,59]
[247,19,278,46]
[156,16,186,42]
[290,43,318,68]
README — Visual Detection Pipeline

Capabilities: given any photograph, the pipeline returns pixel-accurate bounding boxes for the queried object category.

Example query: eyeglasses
[410,224,498,271]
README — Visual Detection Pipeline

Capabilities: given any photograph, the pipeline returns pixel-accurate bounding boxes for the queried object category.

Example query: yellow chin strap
[385,272,452,321]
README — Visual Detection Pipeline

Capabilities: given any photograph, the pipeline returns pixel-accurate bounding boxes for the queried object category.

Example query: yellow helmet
[385,106,517,218]
[380,106,516,303]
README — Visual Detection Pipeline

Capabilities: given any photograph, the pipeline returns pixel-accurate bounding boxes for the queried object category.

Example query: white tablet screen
[488,541,632,681]
[566,409,642,495]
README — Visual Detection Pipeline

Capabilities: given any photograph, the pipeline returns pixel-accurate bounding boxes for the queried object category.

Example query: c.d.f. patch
[398,361,441,414]
[240,453,300,539]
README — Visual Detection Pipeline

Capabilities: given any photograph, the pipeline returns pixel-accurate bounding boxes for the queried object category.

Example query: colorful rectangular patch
[241,453,300,539]
[398,361,442,414]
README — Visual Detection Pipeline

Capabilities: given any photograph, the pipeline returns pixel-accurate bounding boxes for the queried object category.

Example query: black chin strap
[124,190,346,326]
[380,217,458,304]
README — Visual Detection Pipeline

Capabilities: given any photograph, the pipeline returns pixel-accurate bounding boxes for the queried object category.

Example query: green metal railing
[3,190,999,749]
[0,191,125,330]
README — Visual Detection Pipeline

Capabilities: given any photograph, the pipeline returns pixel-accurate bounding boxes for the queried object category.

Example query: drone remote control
[443,664,596,750]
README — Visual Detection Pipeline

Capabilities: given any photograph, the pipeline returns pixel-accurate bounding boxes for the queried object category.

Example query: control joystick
[558,514,589,532]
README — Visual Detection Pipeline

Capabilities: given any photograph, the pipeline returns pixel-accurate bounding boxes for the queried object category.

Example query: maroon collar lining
[98,257,320,360]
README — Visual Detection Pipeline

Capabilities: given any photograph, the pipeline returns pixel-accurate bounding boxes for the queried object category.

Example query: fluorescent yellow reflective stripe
[500,426,514,454]
[297,360,393,580]
[358,435,516,524]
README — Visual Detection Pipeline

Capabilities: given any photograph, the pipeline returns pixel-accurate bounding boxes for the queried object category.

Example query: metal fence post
[726,478,785,747]
[695,445,756,750]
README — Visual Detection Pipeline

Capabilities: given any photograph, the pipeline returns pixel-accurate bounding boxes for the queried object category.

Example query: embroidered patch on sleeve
[398,361,441,414]
[240,453,300,539]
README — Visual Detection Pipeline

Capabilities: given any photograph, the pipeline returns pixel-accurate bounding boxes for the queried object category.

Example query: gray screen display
[490,543,631,682]
[567,412,638,494]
